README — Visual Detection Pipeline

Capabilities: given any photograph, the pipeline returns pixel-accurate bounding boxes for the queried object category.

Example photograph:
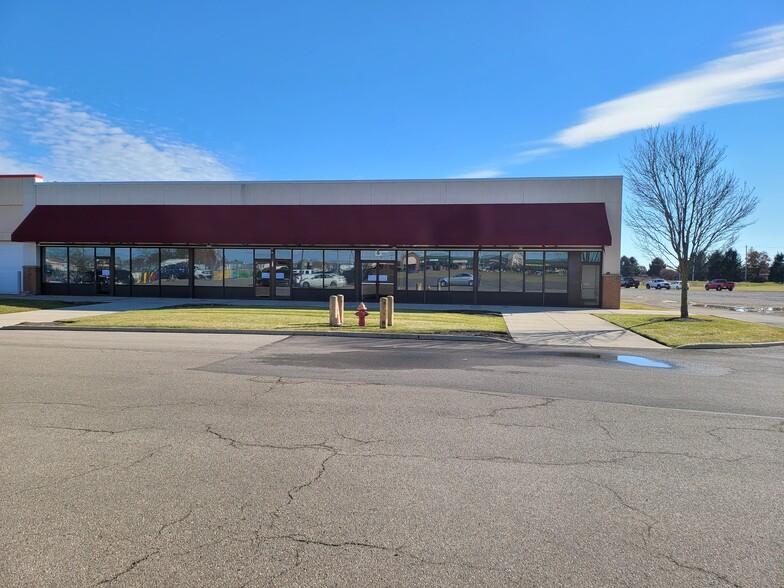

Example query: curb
[0,324,510,344]
[676,341,784,349]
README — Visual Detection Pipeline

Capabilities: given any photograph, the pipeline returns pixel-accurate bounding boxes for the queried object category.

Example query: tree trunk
[680,261,689,319]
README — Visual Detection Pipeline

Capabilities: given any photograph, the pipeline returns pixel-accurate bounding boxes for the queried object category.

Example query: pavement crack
[42,426,153,436]
[623,449,747,463]
[205,425,335,452]
[578,477,657,545]
[589,414,615,440]
[157,507,193,538]
[660,554,742,587]
[337,432,384,444]
[450,454,638,467]
[463,398,557,421]
[272,444,338,520]
[95,549,160,585]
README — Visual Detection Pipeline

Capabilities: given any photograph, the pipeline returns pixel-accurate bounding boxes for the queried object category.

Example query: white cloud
[0,78,238,181]
[514,22,784,159]
[451,168,505,179]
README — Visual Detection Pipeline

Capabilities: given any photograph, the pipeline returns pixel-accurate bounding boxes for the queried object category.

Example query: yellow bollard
[337,294,344,326]
[379,297,388,329]
[329,295,339,326]
[386,295,394,326]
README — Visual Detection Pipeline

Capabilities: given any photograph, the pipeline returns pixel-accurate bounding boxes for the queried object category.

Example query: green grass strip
[0,299,79,314]
[60,305,509,336]
[595,313,784,347]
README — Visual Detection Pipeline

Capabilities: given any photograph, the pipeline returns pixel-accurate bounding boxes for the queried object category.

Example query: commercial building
[1,174,622,308]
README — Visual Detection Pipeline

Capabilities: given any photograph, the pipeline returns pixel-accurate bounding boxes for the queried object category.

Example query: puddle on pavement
[560,352,674,369]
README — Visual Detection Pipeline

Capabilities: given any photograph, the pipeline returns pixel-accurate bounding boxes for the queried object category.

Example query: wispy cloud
[455,23,784,176]
[0,78,238,181]
[450,168,505,179]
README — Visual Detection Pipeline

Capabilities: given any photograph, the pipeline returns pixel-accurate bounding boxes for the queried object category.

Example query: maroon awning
[11,203,611,247]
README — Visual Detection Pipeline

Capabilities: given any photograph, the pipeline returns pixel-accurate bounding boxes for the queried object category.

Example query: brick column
[601,274,620,309]
[23,266,41,295]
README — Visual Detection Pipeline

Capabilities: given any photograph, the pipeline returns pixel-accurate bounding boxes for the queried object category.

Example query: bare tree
[622,126,758,319]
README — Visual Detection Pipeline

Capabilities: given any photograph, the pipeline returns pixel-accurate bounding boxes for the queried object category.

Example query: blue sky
[1,1,782,265]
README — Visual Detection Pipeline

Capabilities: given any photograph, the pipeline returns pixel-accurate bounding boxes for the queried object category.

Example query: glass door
[254,259,271,298]
[274,259,292,299]
[362,261,395,301]
[581,264,600,306]
[96,257,111,295]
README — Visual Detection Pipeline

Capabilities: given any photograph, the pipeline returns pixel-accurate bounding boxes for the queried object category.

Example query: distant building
[2,174,621,307]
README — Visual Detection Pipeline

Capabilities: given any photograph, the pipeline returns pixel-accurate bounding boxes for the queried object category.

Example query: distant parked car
[438,272,474,287]
[705,279,735,291]
[646,279,671,290]
[299,272,347,288]
[671,281,688,290]
[621,276,640,288]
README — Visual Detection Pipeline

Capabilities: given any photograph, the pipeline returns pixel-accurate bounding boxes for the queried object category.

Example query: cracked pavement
[1,330,782,587]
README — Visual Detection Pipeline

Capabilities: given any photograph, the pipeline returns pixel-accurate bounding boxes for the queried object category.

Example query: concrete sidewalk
[502,309,667,349]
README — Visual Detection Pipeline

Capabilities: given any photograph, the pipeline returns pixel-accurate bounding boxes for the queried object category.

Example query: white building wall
[4,176,623,289]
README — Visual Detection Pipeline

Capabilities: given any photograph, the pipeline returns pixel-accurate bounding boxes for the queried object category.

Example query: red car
[705,279,735,291]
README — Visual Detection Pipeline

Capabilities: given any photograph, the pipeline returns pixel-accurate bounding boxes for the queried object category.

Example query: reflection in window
[425,251,449,291]
[95,247,111,258]
[405,250,425,292]
[500,251,524,292]
[324,250,354,289]
[224,249,252,287]
[275,249,292,260]
[44,247,68,284]
[68,247,95,284]
[525,251,544,292]
[132,248,159,285]
[194,249,223,286]
[478,251,500,292]
[545,251,568,293]
[161,248,190,286]
[361,249,396,261]
[580,251,602,263]
[449,250,474,291]
[292,249,323,289]
[114,248,131,285]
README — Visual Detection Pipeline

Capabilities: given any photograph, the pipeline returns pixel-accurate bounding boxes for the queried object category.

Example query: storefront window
[323,250,354,289]
[194,249,223,286]
[545,251,568,293]
[524,251,544,292]
[396,251,408,291]
[478,251,500,292]
[500,251,524,292]
[405,250,425,291]
[114,248,131,285]
[68,247,95,284]
[44,247,68,284]
[224,249,252,287]
[361,250,396,261]
[449,250,474,291]
[425,251,449,291]
[132,248,159,286]
[161,248,190,286]
[581,251,602,264]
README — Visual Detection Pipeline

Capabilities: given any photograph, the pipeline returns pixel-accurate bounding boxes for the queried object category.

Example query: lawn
[59,305,509,337]
[687,281,784,292]
[595,313,784,347]
[619,301,660,310]
[0,298,79,314]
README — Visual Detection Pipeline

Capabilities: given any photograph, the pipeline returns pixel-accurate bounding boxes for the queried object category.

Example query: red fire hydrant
[355,302,369,327]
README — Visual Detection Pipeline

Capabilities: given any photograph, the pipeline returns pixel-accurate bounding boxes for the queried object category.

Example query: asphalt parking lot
[1,331,783,587]
[622,284,784,311]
